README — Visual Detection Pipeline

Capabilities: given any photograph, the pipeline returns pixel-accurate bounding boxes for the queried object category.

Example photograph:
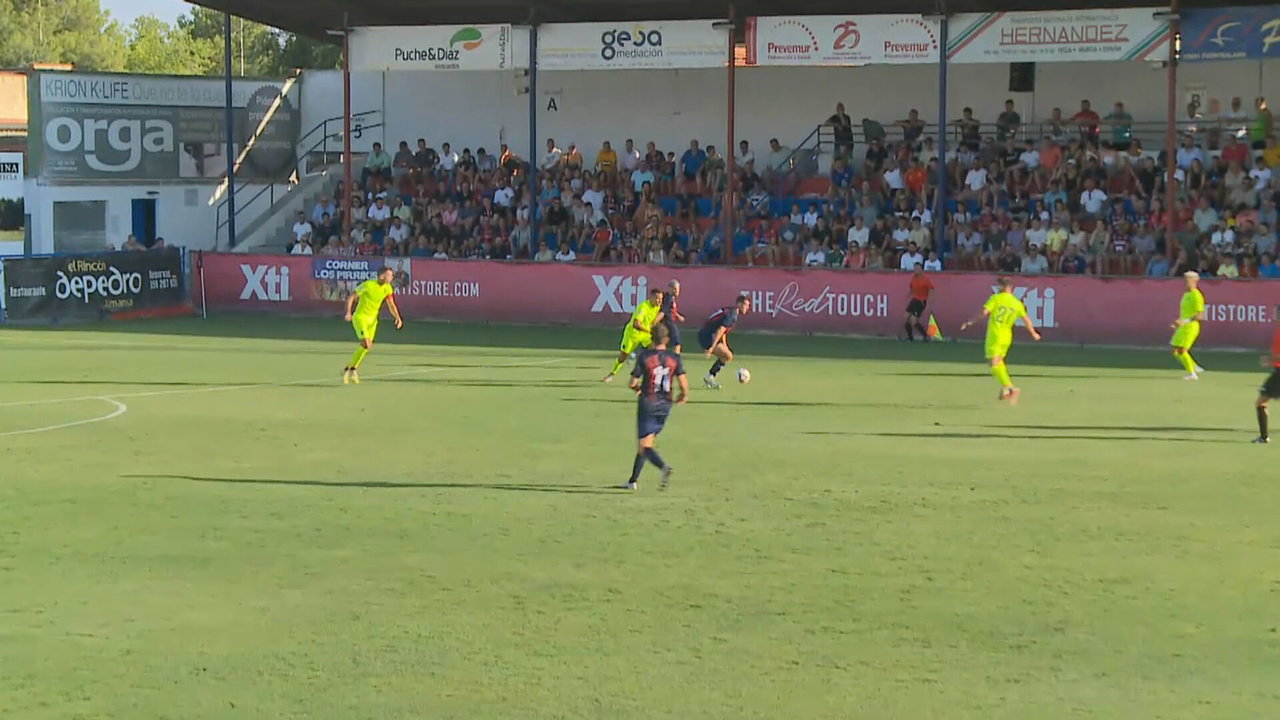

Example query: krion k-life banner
[199,254,1277,350]
[3,248,185,322]
[33,73,300,182]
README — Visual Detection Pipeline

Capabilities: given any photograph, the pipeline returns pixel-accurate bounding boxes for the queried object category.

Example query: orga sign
[947,9,1172,63]
[745,15,941,66]
[32,72,300,182]
[199,254,1276,350]
[349,25,517,71]
[537,21,727,70]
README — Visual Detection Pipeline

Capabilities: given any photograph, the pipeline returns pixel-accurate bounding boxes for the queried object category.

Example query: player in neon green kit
[342,267,403,384]
[602,286,665,383]
[1170,271,1207,380]
[960,276,1042,405]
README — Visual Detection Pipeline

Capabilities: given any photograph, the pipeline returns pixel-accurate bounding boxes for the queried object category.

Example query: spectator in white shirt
[891,217,912,248]
[923,251,943,272]
[846,216,870,248]
[366,196,392,230]
[1018,140,1040,170]
[1210,224,1236,249]
[1025,217,1049,249]
[291,212,314,242]
[554,241,576,262]
[493,180,515,208]
[883,162,906,192]
[1249,159,1273,191]
[631,162,656,195]
[803,240,826,267]
[736,140,755,170]
[962,160,989,201]
[898,242,924,271]
[290,235,314,255]
[533,241,554,262]
[437,142,458,174]
[582,181,606,219]
[1079,179,1107,216]
[1174,135,1204,170]
[387,217,410,245]
[1020,244,1049,274]
[620,139,641,173]
[541,139,563,173]
[802,204,820,228]
[765,138,792,175]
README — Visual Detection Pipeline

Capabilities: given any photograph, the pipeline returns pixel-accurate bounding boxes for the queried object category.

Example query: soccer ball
[737,368,751,384]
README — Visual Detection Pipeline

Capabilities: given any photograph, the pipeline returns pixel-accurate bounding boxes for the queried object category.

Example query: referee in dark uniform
[660,279,686,354]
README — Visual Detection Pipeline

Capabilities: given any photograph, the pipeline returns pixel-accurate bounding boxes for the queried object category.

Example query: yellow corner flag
[927,314,945,342]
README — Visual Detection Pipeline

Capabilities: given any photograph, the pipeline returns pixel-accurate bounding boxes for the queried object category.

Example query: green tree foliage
[0,0,341,76]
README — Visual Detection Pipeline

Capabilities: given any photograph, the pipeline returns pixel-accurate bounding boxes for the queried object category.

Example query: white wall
[299,70,388,154]
[298,59,1277,164]
[24,181,276,254]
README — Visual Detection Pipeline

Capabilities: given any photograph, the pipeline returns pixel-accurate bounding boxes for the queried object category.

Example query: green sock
[1176,352,1196,374]
[350,346,369,369]
[991,362,1013,388]
[610,359,625,376]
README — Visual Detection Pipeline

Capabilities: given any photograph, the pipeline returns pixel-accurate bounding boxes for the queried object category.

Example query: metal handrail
[215,110,382,246]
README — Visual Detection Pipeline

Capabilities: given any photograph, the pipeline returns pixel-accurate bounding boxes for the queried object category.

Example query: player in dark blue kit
[698,294,751,389]
[623,325,688,491]
[660,279,686,354]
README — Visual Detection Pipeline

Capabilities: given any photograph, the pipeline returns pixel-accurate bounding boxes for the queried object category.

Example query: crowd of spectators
[283,94,1280,279]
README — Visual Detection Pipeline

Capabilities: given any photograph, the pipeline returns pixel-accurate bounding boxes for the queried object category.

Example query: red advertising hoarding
[200,253,1277,349]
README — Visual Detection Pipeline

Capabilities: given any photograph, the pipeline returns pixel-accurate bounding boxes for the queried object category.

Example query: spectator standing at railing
[996,100,1021,143]
[1251,98,1273,150]
[541,139,563,176]
[826,103,855,157]
[1105,102,1133,150]
[896,109,926,149]
[1070,100,1101,146]
[956,107,982,151]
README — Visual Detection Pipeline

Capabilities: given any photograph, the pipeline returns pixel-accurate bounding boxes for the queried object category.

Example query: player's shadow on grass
[126,474,621,495]
[978,423,1239,433]
[384,378,591,389]
[7,380,238,387]
[829,431,1238,444]
[559,397,970,410]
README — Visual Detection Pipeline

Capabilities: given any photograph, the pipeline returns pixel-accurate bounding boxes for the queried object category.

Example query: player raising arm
[1253,304,1280,444]
[342,266,403,384]
[603,287,665,383]
[622,325,688,490]
[1170,271,1207,380]
[698,294,751,389]
[960,276,1041,405]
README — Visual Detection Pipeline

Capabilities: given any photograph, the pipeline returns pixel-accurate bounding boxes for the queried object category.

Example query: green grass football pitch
[1,317,1277,719]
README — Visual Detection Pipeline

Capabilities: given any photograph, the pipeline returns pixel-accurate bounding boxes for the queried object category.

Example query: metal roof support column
[932,4,948,263]
[529,19,539,254]
[342,19,353,244]
[223,12,238,248]
[724,4,737,264]
[1163,2,1180,256]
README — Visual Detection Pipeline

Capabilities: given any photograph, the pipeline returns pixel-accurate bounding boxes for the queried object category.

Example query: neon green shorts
[1170,321,1200,350]
[620,331,651,355]
[985,331,1012,360]
[353,318,378,342]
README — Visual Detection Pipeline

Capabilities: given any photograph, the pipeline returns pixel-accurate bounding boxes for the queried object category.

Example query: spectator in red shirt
[1070,99,1101,146]
[1221,134,1250,169]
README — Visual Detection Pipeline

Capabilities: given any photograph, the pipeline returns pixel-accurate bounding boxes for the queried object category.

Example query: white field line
[0,397,129,438]
[0,358,568,434]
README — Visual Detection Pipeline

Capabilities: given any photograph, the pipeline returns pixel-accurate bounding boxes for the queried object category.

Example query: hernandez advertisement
[3,249,185,322]
[349,25,517,72]
[947,9,1172,63]
[745,15,941,66]
[200,254,1276,349]
[32,72,300,182]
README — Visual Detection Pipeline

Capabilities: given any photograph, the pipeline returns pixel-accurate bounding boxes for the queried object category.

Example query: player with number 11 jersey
[622,325,687,491]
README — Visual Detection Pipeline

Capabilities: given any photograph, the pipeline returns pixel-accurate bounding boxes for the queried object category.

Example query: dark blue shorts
[697,331,714,351]
[664,323,682,347]
[637,408,670,438]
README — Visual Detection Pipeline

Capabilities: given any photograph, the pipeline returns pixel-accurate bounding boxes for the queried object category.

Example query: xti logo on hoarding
[600,27,664,61]
[241,264,291,301]
[590,275,649,313]
[993,285,1057,328]
[44,117,174,173]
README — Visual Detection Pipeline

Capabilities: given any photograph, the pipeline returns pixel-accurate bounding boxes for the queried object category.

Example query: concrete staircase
[231,169,340,253]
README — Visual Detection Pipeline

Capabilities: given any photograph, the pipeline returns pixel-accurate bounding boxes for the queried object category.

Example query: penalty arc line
[0,397,129,438]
